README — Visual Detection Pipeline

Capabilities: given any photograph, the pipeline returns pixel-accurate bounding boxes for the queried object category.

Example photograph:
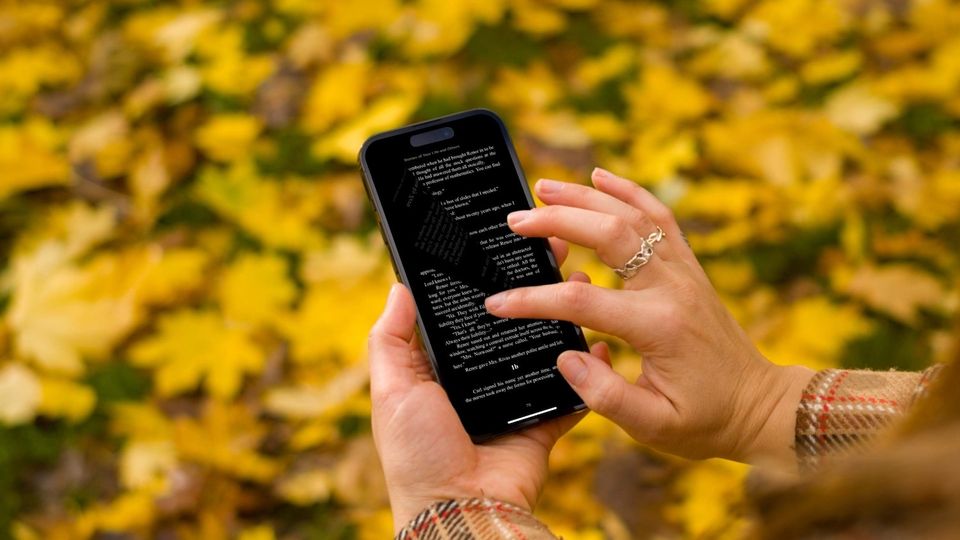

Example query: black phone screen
[361,110,587,440]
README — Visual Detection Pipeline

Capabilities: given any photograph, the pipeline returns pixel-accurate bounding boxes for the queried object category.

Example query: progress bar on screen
[507,407,558,424]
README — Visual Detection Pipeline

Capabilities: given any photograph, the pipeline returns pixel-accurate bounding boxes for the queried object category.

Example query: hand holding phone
[360,109,590,441]
[368,281,611,531]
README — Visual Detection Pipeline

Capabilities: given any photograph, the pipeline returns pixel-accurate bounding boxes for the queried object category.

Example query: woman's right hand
[484,168,814,466]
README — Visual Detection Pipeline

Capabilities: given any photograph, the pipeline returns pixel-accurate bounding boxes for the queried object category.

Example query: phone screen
[361,110,587,440]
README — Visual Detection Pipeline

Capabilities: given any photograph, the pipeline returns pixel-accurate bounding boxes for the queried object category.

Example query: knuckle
[591,374,625,415]
[649,204,676,227]
[627,207,650,230]
[557,281,591,311]
[599,215,631,242]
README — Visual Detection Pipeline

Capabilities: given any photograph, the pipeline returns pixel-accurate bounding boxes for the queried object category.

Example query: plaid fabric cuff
[795,365,942,470]
[395,498,557,540]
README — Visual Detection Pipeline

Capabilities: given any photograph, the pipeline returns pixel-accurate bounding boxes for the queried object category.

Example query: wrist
[388,484,536,532]
[390,494,443,533]
[738,363,815,468]
[388,486,495,533]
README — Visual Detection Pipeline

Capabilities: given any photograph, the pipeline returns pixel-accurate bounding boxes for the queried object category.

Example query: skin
[370,242,610,531]
[369,167,814,532]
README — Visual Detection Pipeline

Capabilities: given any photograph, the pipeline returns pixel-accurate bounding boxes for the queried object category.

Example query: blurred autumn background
[1,0,959,538]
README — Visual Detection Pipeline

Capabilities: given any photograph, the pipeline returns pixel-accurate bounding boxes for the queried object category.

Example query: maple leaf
[174,400,279,482]
[6,205,145,375]
[0,362,42,425]
[194,113,262,162]
[839,264,947,325]
[129,309,263,399]
[280,276,390,364]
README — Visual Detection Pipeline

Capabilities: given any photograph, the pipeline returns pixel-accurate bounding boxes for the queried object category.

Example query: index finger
[484,281,649,344]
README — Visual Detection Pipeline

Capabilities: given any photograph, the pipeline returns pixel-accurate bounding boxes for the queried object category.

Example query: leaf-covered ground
[1,0,958,538]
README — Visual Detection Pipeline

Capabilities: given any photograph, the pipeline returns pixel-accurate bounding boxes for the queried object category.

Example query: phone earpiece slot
[410,127,455,147]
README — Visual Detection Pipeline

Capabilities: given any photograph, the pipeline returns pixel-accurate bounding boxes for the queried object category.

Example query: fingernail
[485,291,509,312]
[386,283,401,304]
[507,210,531,226]
[592,167,611,179]
[537,179,562,194]
[558,352,588,386]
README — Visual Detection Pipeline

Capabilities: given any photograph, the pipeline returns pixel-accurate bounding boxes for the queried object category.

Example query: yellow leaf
[670,459,749,538]
[703,111,854,186]
[281,276,390,364]
[826,83,898,135]
[356,509,395,540]
[0,363,42,426]
[760,297,872,369]
[138,248,209,305]
[841,264,946,325]
[195,114,262,162]
[239,525,276,540]
[490,63,563,112]
[302,235,383,284]
[218,253,295,326]
[275,468,333,505]
[571,44,635,91]
[174,401,279,482]
[68,111,132,179]
[518,109,592,149]
[625,64,712,125]
[801,50,862,85]
[75,490,155,537]
[627,125,698,183]
[0,118,70,200]
[400,0,505,57]
[6,205,154,375]
[745,0,849,57]
[511,0,567,35]
[195,24,273,97]
[301,61,370,134]
[264,364,368,419]
[195,160,327,250]
[128,147,171,223]
[111,403,173,441]
[120,440,177,490]
[311,93,420,163]
[689,33,770,80]
[0,45,81,115]
[129,309,263,398]
[677,179,765,220]
[38,377,96,422]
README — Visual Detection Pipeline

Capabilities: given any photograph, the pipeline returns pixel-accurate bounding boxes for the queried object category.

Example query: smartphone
[359,108,588,442]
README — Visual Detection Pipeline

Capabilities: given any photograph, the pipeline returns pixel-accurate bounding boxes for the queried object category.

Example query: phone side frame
[358,108,589,442]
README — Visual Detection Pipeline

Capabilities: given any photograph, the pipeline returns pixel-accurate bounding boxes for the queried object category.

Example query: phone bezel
[358,108,588,442]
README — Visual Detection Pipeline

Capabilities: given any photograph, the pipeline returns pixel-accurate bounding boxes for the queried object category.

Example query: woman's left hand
[370,256,609,531]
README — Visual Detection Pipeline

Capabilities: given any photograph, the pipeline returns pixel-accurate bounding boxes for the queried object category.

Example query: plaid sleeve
[395,498,558,540]
[795,365,943,470]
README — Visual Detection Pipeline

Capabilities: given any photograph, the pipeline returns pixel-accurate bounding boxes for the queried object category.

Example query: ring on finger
[614,226,665,280]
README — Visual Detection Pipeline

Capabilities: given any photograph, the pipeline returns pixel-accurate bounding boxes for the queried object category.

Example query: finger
[485,281,648,343]
[521,408,586,449]
[556,349,660,437]
[368,284,422,400]
[534,178,677,262]
[547,237,569,266]
[589,341,611,366]
[507,205,666,274]
[591,168,700,271]
[568,271,591,284]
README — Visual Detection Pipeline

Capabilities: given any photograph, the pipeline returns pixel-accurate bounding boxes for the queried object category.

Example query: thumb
[556,350,651,430]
